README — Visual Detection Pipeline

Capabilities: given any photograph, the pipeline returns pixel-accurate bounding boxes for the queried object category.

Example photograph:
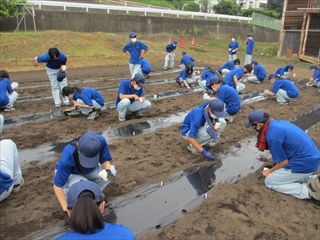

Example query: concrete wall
[1,10,279,43]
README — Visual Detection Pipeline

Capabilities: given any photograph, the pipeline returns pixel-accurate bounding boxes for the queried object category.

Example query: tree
[213,0,241,16]
[267,0,284,15]
[184,2,200,12]
[198,0,210,13]
[0,0,26,20]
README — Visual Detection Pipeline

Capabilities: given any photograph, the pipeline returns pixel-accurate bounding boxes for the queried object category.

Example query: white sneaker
[4,106,15,112]
[118,115,126,122]
[187,144,200,154]
[229,115,235,123]
[87,111,99,120]
[12,178,24,192]
[55,104,61,108]
[205,141,216,147]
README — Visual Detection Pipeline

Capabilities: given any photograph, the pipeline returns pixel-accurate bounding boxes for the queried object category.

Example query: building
[195,0,267,12]
[277,0,320,63]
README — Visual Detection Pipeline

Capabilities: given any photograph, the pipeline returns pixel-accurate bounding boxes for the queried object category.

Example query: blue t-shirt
[224,67,244,87]
[271,79,299,98]
[177,68,194,81]
[276,66,290,76]
[228,41,239,55]
[312,69,320,82]
[200,69,218,89]
[181,102,208,139]
[0,170,14,195]
[267,120,319,173]
[166,43,176,53]
[253,64,267,81]
[217,84,241,115]
[116,80,144,107]
[73,88,104,107]
[122,41,148,64]
[140,58,152,74]
[180,55,195,67]
[246,39,255,55]
[56,222,135,240]
[0,78,13,106]
[53,135,112,188]
[37,51,67,69]
[219,60,235,71]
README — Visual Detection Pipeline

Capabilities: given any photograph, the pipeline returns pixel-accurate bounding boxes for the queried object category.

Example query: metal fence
[252,12,281,30]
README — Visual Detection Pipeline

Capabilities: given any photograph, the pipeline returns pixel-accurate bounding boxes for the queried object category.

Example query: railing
[102,0,171,10]
[252,12,281,30]
[26,0,252,22]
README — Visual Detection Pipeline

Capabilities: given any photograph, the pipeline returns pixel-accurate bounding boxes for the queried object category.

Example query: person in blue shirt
[53,130,116,213]
[122,32,149,79]
[224,64,252,94]
[245,109,320,201]
[244,33,255,64]
[218,58,240,78]
[116,73,151,122]
[275,64,294,79]
[245,60,267,84]
[209,76,241,123]
[140,57,152,79]
[181,99,226,159]
[198,67,219,94]
[179,50,195,68]
[176,65,196,89]
[228,36,239,61]
[62,86,104,120]
[306,64,320,89]
[164,40,177,70]
[0,139,24,202]
[0,70,18,111]
[264,73,299,105]
[56,180,135,240]
[35,47,70,108]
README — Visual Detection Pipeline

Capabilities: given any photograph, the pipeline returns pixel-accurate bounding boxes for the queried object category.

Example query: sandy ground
[0,59,319,239]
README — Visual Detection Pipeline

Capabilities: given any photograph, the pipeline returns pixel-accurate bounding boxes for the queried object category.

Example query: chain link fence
[252,12,281,30]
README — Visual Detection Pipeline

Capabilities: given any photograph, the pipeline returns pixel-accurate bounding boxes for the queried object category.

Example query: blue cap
[309,64,317,70]
[173,40,178,44]
[288,64,294,69]
[247,33,253,37]
[251,60,258,65]
[67,180,104,208]
[268,73,277,80]
[133,73,146,88]
[245,109,266,128]
[129,32,136,38]
[78,130,101,168]
[182,50,187,54]
[57,70,66,82]
[209,99,226,118]
[210,75,219,84]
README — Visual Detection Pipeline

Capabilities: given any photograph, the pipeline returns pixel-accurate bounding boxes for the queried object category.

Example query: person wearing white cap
[56,180,134,239]
[53,130,116,212]
[0,70,18,111]
[306,64,320,89]
[164,40,178,70]
[181,99,227,159]
[244,33,255,65]
[122,32,149,79]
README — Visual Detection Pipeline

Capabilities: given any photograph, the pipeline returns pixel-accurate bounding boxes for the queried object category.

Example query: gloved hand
[201,149,215,160]
[99,169,115,182]
[228,48,231,51]
[232,49,236,52]
[203,93,211,101]
[306,82,313,87]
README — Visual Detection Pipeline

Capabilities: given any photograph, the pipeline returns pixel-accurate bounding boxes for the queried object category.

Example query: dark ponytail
[62,86,83,97]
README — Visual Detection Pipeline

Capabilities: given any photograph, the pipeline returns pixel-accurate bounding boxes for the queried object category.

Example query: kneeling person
[176,65,196,89]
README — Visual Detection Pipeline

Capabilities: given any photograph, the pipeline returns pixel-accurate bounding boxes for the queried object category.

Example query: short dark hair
[186,65,193,75]
[48,47,60,59]
[234,58,240,65]
[244,64,253,73]
[0,70,10,80]
[62,86,82,97]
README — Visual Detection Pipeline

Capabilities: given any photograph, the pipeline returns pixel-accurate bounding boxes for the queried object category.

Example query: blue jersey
[271,79,299,98]
[219,60,235,72]
[56,222,135,240]
[181,102,208,139]
[246,39,255,55]
[312,69,320,83]
[53,135,112,188]
[37,51,67,69]
[276,66,290,76]
[0,78,13,106]
[0,171,14,195]
[253,64,267,81]
[180,55,195,67]
[166,43,176,53]
[116,80,144,107]
[217,84,241,115]
[200,69,218,90]
[267,120,319,173]
[228,41,239,55]
[122,41,148,64]
[224,67,244,87]
[140,58,152,74]
[73,88,104,107]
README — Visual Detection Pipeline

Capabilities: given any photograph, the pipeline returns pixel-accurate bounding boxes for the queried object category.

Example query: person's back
[219,60,234,72]
[217,84,240,115]
[180,54,194,67]
[140,58,152,74]
[254,64,267,81]
[224,67,243,86]
[79,88,104,107]
[0,77,11,106]
[272,79,299,98]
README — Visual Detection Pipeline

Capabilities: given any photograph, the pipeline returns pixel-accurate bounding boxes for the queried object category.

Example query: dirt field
[0,58,319,239]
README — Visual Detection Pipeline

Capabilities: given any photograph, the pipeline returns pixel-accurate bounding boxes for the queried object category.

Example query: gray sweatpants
[76,99,103,115]
[129,63,141,79]
[245,54,252,65]
[46,67,69,106]
[117,98,151,119]
[275,89,293,103]
[164,52,175,69]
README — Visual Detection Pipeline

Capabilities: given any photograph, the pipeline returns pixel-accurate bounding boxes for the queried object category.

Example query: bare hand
[262,168,271,177]
[134,95,140,101]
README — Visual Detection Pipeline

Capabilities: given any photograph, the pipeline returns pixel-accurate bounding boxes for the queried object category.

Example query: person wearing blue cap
[306,64,320,89]
[53,130,116,212]
[116,73,151,122]
[0,70,18,111]
[164,40,178,70]
[244,33,255,64]
[176,65,196,89]
[245,109,320,201]
[122,32,149,79]
[218,58,241,78]
[181,98,227,159]
[275,64,294,79]
[264,73,299,105]
[34,47,70,108]
[140,57,152,79]
[56,180,135,239]
[228,36,239,61]
[244,60,267,84]
[198,67,219,94]
[224,64,252,94]
[179,50,195,68]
